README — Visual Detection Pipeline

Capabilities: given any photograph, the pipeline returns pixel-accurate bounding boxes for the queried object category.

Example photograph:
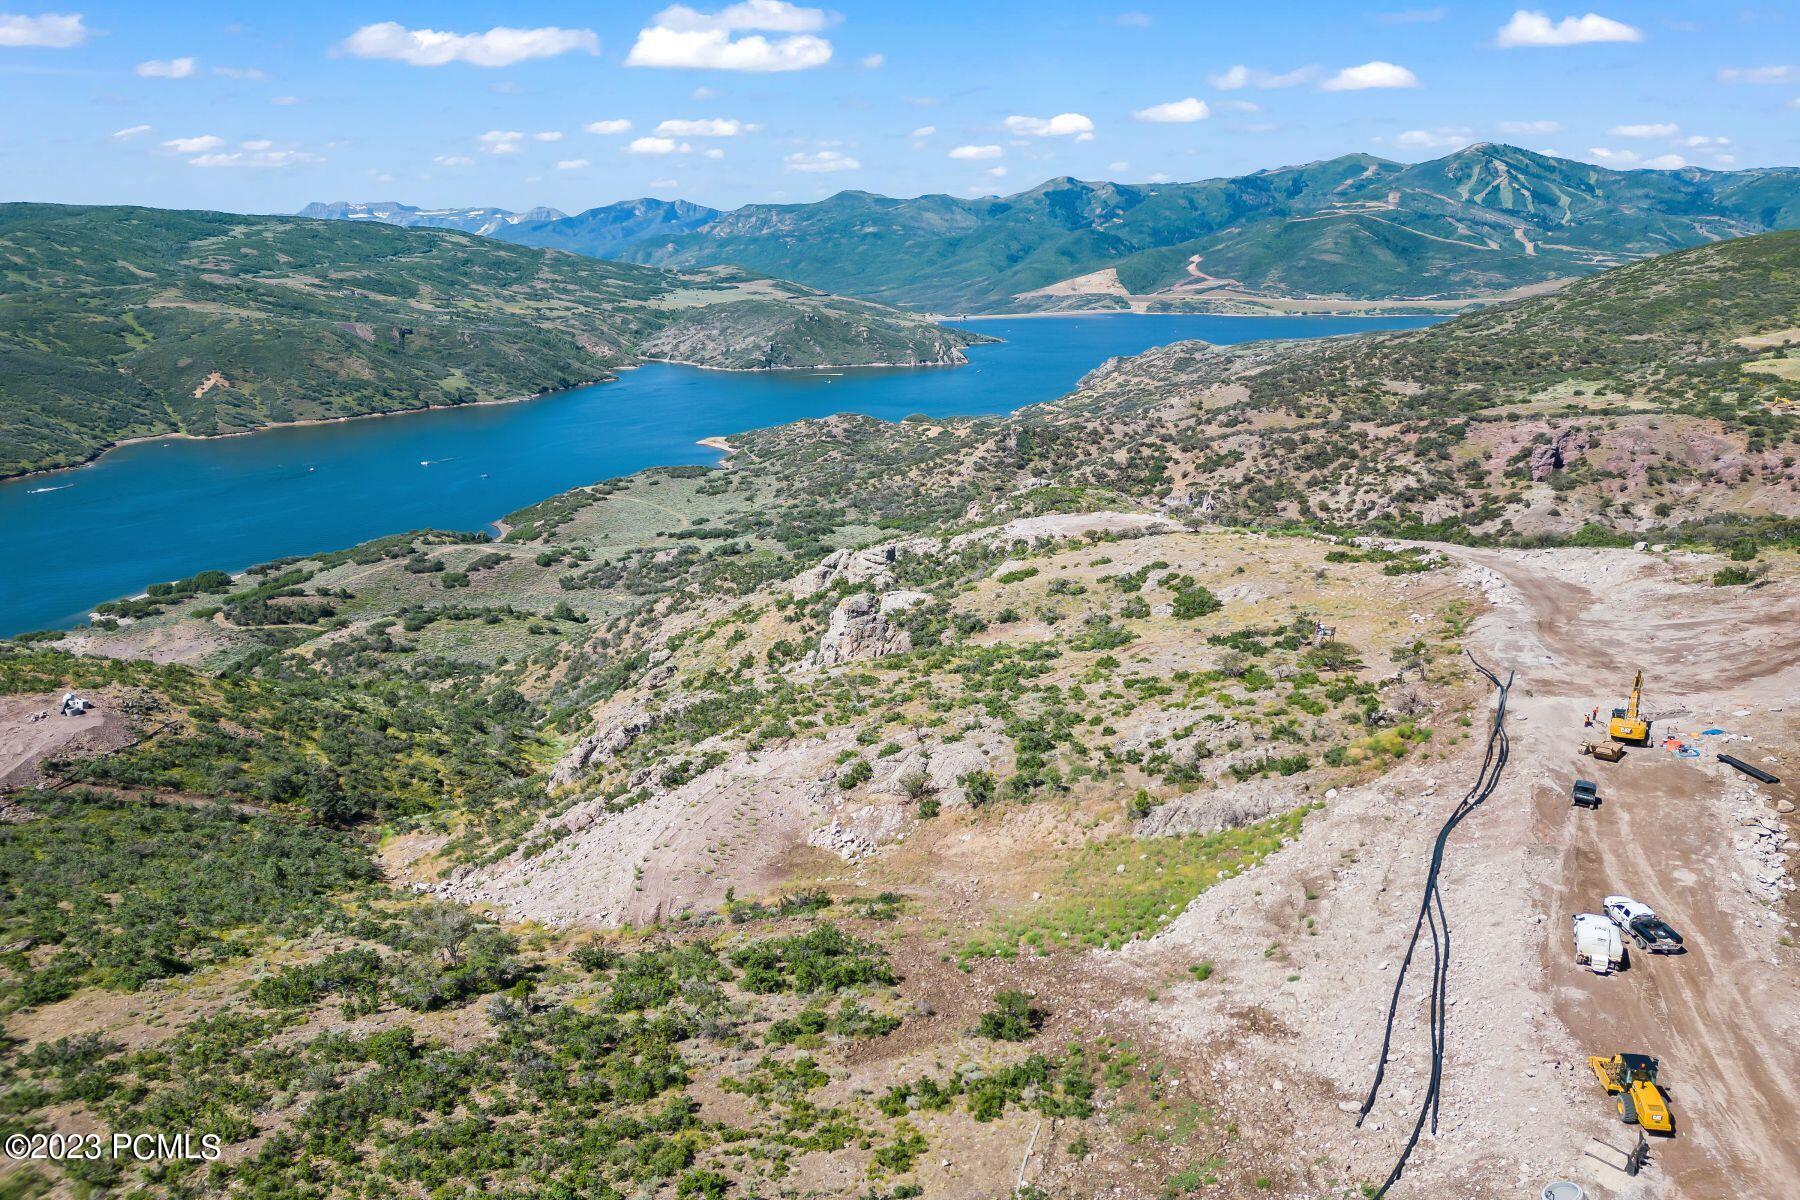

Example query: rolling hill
[306,144,1800,314]
[0,203,984,479]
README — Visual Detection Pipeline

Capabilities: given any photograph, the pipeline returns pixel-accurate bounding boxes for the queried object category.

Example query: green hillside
[0,204,981,478]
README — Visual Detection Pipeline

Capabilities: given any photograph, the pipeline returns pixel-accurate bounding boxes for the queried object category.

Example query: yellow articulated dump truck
[1588,1052,1673,1133]
[1609,671,1650,745]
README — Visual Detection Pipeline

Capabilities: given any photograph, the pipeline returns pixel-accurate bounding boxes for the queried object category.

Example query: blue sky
[2,2,1797,215]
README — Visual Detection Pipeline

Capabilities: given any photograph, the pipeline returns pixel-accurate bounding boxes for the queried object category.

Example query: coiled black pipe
[1355,652,1513,1198]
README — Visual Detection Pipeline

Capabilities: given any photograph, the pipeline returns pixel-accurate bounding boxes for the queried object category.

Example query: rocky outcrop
[810,591,917,667]
[549,688,701,789]
[791,538,935,597]
[1135,780,1298,838]
[1529,427,1592,480]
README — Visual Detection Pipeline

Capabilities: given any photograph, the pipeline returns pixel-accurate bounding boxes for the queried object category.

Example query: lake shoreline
[2,345,994,486]
[0,381,610,486]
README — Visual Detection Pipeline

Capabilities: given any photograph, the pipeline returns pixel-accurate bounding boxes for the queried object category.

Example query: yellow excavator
[1588,1053,1673,1133]
[1609,671,1650,745]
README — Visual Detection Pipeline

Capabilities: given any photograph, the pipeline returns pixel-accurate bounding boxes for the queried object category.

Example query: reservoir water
[0,314,1439,636]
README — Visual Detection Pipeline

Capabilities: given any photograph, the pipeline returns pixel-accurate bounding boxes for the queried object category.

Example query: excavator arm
[1609,670,1650,745]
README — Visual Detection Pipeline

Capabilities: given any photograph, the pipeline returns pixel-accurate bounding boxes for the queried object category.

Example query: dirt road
[1461,546,1799,1197]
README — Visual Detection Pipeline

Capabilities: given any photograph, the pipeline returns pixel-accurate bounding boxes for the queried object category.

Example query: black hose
[1355,652,1512,1198]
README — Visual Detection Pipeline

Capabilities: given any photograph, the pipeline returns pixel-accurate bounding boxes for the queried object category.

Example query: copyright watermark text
[5,1132,223,1163]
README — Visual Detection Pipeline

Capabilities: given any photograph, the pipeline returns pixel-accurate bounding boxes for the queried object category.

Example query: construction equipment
[1572,913,1624,973]
[1588,1053,1673,1133]
[1580,741,1625,762]
[1608,672,1650,745]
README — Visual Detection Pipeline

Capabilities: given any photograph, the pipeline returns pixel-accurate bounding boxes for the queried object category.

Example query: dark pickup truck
[1571,779,1600,808]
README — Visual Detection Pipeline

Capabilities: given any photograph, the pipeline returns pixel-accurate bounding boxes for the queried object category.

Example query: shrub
[1171,586,1222,620]
[976,990,1045,1041]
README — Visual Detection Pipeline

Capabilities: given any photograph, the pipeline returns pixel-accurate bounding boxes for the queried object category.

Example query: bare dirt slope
[1132,546,1797,1199]
[0,693,130,794]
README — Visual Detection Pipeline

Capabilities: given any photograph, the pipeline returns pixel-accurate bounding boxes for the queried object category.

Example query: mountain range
[303,144,1800,313]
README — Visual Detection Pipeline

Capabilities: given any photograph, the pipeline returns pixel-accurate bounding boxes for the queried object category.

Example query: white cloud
[585,119,633,135]
[1716,65,1796,84]
[1005,112,1094,140]
[534,131,563,142]
[478,130,526,154]
[691,85,719,100]
[0,12,87,47]
[1496,10,1642,48]
[784,149,859,172]
[1682,135,1730,148]
[985,166,1007,178]
[948,144,1003,160]
[1321,61,1419,90]
[649,177,679,188]
[1395,127,1473,149]
[188,149,323,169]
[1219,99,1262,114]
[272,95,299,106]
[137,57,198,79]
[1133,97,1210,123]
[240,139,272,150]
[111,124,154,140]
[654,117,758,136]
[1609,122,1677,138]
[556,158,590,170]
[626,135,691,154]
[860,52,884,69]
[213,66,267,81]
[1584,146,1638,164]
[339,22,599,68]
[703,146,725,159]
[1497,119,1561,134]
[1208,64,1316,90]
[434,154,475,167]
[1642,154,1687,170]
[160,134,223,153]
[910,125,936,137]
[1108,160,1128,172]
[1147,171,1172,183]
[1117,11,1153,26]
[626,2,834,71]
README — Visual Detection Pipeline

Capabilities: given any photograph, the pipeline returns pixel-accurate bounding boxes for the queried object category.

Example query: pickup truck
[1603,896,1686,954]
[1571,779,1600,808]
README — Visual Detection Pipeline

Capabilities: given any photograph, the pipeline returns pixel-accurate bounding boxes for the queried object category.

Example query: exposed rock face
[811,592,914,667]
[1529,427,1592,480]
[549,690,700,789]
[1135,779,1298,838]
[791,539,934,597]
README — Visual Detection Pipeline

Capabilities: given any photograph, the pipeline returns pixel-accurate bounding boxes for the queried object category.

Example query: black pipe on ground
[1719,754,1780,785]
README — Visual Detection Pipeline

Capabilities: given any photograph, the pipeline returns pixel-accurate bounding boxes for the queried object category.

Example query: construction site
[1125,545,1797,1200]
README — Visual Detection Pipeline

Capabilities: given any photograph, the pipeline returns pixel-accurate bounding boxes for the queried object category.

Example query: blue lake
[0,314,1439,636]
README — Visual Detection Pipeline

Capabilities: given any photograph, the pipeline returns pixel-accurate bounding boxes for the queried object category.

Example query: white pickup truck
[1572,913,1625,974]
